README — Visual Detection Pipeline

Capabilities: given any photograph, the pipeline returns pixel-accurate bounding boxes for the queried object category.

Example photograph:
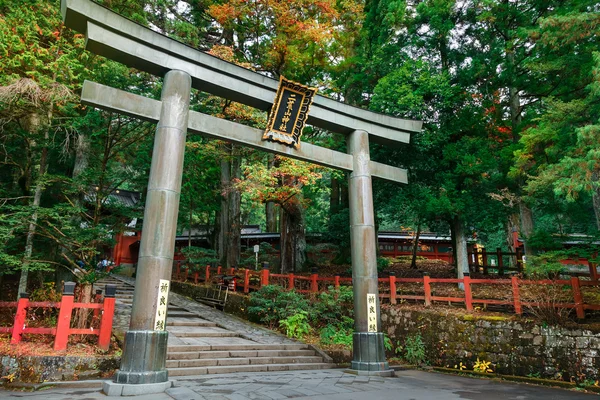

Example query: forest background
[0,0,599,300]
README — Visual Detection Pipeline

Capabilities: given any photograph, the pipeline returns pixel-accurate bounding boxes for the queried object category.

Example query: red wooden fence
[0,282,116,351]
[173,261,600,319]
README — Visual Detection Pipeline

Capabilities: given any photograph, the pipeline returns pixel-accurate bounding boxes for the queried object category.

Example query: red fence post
[288,273,295,291]
[217,265,222,275]
[310,268,318,293]
[423,273,431,307]
[261,263,270,286]
[205,264,210,282]
[389,272,397,305]
[463,273,473,311]
[98,284,116,351]
[54,282,76,351]
[515,247,522,274]
[334,275,340,291]
[244,269,250,293]
[229,267,235,275]
[571,276,585,319]
[10,293,29,344]
[511,275,522,315]
[194,269,199,284]
[175,261,181,280]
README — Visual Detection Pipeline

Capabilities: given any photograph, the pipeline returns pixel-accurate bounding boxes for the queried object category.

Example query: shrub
[319,316,354,348]
[402,334,426,365]
[377,257,391,273]
[181,246,218,271]
[310,285,354,329]
[248,285,309,329]
[525,252,567,279]
[279,311,311,339]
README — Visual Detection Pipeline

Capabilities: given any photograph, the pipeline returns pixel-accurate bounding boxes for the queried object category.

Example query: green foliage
[319,317,354,348]
[401,334,426,366]
[377,257,391,273]
[525,252,567,279]
[279,311,311,339]
[181,247,218,270]
[247,285,309,329]
[311,285,354,328]
[240,242,279,269]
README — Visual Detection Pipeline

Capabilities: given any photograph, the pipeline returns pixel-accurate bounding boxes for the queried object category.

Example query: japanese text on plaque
[154,279,170,331]
[367,293,377,332]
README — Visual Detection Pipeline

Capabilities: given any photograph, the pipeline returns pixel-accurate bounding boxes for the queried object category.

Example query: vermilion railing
[173,261,600,319]
[0,282,116,351]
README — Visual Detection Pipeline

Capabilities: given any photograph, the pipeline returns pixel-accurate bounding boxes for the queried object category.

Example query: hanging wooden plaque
[263,76,317,149]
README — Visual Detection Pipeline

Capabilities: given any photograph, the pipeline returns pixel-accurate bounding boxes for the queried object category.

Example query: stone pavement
[1,369,598,399]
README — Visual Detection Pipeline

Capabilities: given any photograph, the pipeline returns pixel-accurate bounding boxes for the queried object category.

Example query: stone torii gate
[61,0,422,393]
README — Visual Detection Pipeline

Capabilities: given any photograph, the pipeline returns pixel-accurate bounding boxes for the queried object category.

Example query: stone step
[168,363,334,376]
[167,349,316,360]
[167,311,199,318]
[167,320,216,327]
[166,355,324,368]
[166,329,240,338]
[168,343,308,352]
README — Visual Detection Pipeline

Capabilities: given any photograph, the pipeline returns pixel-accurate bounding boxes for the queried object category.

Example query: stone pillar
[347,129,391,376]
[115,70,191,385]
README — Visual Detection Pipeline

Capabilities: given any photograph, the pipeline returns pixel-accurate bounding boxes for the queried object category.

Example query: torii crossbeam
[61,0,422,393]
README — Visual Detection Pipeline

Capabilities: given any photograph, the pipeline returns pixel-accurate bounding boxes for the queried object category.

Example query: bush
[248,285,309,329]
[525,252,567,279]
[279,311,311,339]
[181,246,218,271]
[377,257,391,273]
[310,285,354,329]
[402,334,426,365]
[319,316,354,348]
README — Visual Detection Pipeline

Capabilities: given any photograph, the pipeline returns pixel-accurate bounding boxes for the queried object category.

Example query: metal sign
[263,76,317,149]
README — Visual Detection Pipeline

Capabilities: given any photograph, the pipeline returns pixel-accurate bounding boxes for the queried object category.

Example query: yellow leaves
[454,362,467,371]
[473,358,494,373]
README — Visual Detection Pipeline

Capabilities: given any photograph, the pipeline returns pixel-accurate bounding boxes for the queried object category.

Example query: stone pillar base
[350,332,390,373]
[102,380,174,396]
[115,330,168,384]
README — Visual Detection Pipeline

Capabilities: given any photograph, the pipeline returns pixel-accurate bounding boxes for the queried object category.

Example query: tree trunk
[266,156,278,232]
[453,216,469,289]
[410,222,422,269]
[330,177,340,216]
[18,113,47,298]
[188,198,193,249]
[519,201,535,257]
[226,153,241,268]
[450,219,457,268]
[340,176,349,208]
[592,172,600,231]
[74,282,93,329]
[218,148,231,265]
[72,133,89,178]
[506,212,520,267]
[266,202,278,232]
[279,197,306,274]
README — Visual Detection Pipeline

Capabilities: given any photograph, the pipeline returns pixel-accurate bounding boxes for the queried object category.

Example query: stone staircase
[94,276,333,376]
